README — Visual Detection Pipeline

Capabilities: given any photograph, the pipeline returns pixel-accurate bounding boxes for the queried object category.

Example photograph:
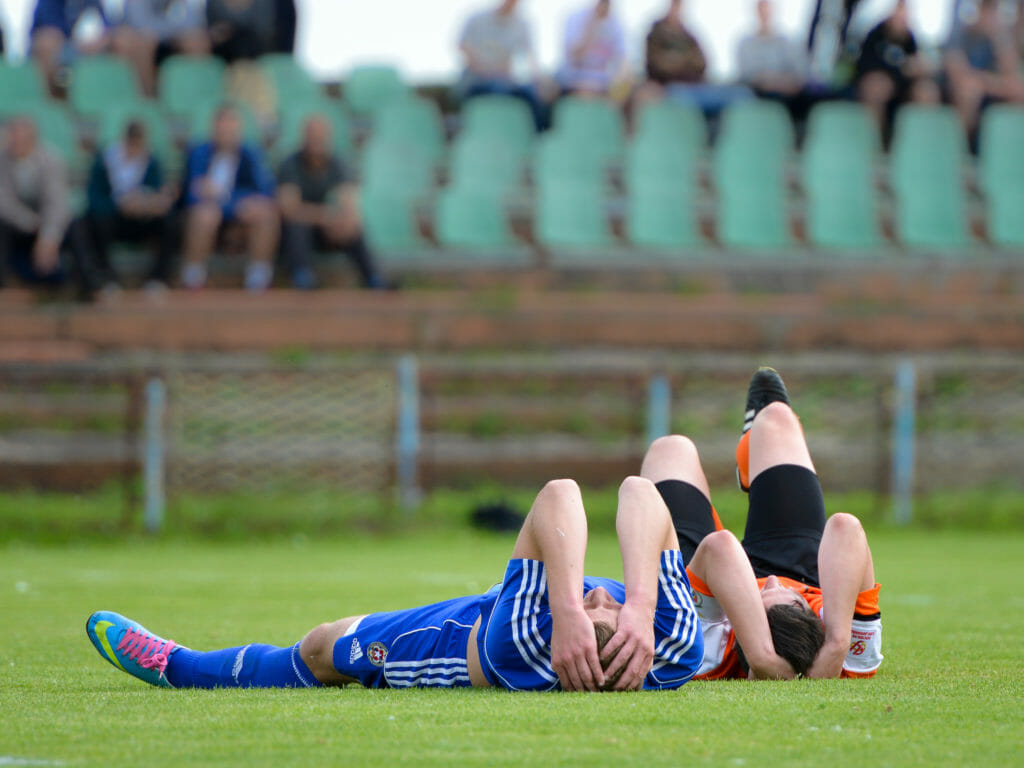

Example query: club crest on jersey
[368,641,388,667]
[691,590,703,608]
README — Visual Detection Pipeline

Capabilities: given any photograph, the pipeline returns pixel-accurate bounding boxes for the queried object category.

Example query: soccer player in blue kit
[87,475,703,692]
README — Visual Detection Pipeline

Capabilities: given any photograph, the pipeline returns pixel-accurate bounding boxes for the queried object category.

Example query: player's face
[582,585,622,627]
[759,575,811,612]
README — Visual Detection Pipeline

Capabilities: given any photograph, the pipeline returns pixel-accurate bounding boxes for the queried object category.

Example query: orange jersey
[687,569,883,679]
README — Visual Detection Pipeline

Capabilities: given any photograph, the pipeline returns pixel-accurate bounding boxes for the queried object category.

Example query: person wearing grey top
[737,0,814,122]
[0,116,92,296]
[114,0,210,95]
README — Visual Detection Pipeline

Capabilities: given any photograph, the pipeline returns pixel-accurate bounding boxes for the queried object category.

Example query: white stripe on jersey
[386,657,471,688]
[652,551,699,673]
[511,559,558,685]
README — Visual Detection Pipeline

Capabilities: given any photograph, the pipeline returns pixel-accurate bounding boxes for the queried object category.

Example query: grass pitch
[2,528,1023,767]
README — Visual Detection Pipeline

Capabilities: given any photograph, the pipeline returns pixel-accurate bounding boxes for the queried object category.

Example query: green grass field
[3,526,1023,767]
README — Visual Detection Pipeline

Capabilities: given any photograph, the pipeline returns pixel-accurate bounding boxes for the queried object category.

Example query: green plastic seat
[460,95,535,157]
[343,65,407,117]
[535,181,610,250]
[634,100,706,154]
[371,96,445,165]
[802,102,881,250]
[273,97,353,162]
[713,102,792,249]
[448,135,524,195]
[97,98,176,170]
[69,55,141,120]
[979,105,1024,248]
[361,138,435,199]
[624,134,701,249]
[551,96,624,167]
[158,55,226,119]
[259,53,321,105]
[435,187,517,250]
[0,61,48,105]
[534,133,606,190]
[890,106,969,249]
[361,190,426,255]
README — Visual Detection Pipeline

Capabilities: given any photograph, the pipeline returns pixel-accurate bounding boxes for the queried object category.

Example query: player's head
[758,576,825,676]
[584,586,624,689]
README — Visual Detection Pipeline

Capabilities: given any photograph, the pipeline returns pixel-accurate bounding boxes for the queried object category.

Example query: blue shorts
[331,594,489,688]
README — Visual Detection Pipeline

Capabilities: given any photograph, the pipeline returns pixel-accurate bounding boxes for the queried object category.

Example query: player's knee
[646,434,699,465]
[539,478,580,503]
[826,512,863,536]
[702,528,740,555]
[618,475,656,500]
[299,623,337,679]
[755,401,797,430]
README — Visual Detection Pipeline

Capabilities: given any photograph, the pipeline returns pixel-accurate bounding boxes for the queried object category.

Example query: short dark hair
[765,603,825,676]
[593,621,624,691]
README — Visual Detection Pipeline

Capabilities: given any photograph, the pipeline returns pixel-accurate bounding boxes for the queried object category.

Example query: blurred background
[0,0,1022,540]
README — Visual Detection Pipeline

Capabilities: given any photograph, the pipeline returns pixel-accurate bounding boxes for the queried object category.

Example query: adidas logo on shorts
[349,638,363,664]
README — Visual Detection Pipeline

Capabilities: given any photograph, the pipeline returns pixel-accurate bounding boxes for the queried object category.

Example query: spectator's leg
[87,212,119,285]
[281,221,317,289]
[31,27,67,95]
[65,217,102,299]
[111,26,159,97]
[181,202,222,289]
[147,211,182,286]
[339,234,384,289]
[509,84,550,132]
[234,196,280,292]
[856,71,896,141]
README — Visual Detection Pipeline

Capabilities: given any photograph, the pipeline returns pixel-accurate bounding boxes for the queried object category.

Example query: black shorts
[656,465,826,588]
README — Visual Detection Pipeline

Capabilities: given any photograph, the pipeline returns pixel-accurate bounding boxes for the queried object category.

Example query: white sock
[181,263,207,290]
[244,262,273,293]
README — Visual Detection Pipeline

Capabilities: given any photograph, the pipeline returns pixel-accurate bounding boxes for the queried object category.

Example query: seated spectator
[277,115,388,291]
[30,0,112,95]
[83,120,179,293]
[738,0,814,122]
[180,105,279,291]
[113,0,211,96]
[557,0,629,98]
[457,0,548,130]
[853,0,939,141]
[945,0,1024,135]
[207,0,277,63]
[0,116,91,297]
[638,0,750,117]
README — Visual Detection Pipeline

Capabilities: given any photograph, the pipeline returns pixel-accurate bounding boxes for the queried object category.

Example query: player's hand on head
[806,638,847,679]
[551,607,605,692]
[600,601,655,691]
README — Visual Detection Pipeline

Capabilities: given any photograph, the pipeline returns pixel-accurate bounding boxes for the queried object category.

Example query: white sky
[0,0,954,82]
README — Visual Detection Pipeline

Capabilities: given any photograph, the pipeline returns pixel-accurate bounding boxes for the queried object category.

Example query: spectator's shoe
[86,611,179,688]
[736,367,791,492]
[292,267,318,291]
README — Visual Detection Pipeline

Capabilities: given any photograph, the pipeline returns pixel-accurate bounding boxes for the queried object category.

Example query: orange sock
[735,431,751,491]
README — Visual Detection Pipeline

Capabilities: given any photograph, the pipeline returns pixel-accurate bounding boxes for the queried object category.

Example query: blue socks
[165,643,322,689]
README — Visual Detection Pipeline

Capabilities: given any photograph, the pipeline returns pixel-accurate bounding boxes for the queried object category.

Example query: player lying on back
[87,476,703,691]
[640,367,883,679]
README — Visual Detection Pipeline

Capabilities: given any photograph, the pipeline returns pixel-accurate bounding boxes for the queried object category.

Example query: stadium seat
[534,133,606,190]
[624,135,701,250]
[633,100,706,154]
[371,96,445,165]
[69,55,141,120]
[536,182,611,251]
[978,105,1024,248]
[273,97,353,162]
[890,106,969,249]
[460,95,535,158]
[259,53,321,105]
[343,65,407,116]
[158,55,226,119]
[97,99,176,171]
[802,103,881,251]
[551,96,624,167]
[448,135,525,195]
[435,187,519,251]
[713,101,792,249]
[361,137,436,199]
[361,190,427,256]
[0,60,47,105]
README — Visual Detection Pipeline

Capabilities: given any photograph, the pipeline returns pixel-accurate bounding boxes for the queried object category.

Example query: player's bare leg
[299,616,363,685]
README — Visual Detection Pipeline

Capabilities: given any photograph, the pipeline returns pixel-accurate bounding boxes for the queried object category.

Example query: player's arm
[807,513,874,679]
[600,476,675,690]
[512,479,605,692]
[688,530,795,680]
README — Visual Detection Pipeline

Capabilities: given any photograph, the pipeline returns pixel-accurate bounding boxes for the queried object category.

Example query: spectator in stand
[0,116,91,297]
[273,0,297,54]
[737,0,813,123]
[638,0,749,117]
[113,1,211,97]
[945,0,1024,135]
[457,0,548,130]
[558,0,629,98]
[207,0,277,63]
[853,0,939,141]
[30,0,112,95]
[277,115,388,291]
[83,120,179,293]
[180,105,279,292]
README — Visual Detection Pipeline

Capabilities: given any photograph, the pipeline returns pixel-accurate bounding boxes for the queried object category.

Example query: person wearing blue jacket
[180,105,279,291]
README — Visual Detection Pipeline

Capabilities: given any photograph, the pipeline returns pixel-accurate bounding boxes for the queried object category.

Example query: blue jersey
[330,549,702,691]
[479,550,703,691]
